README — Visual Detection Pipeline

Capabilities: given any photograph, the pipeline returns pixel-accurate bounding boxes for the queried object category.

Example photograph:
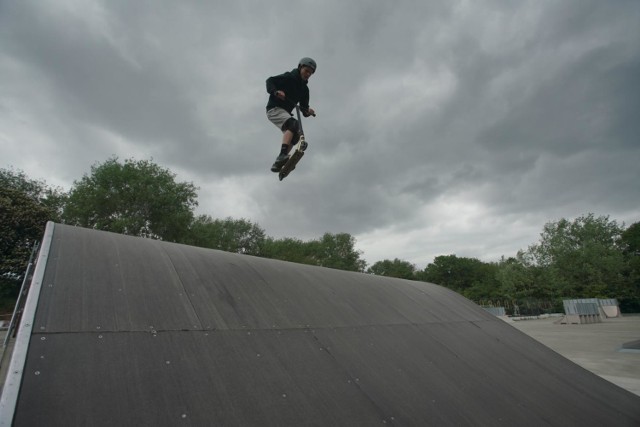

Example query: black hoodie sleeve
[266,71,289,95]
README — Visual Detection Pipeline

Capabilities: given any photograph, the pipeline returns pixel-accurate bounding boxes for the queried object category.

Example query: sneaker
[270,154,289,172]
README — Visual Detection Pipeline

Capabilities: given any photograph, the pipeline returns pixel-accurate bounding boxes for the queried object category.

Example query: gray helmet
[298,57,317,72]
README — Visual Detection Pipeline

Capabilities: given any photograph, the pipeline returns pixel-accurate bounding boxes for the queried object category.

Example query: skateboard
[278,139,307,181]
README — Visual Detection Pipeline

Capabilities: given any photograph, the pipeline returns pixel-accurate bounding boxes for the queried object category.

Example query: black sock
[280,144,288,155]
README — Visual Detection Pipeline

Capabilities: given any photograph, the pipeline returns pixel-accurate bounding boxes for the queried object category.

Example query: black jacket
[266,68,310,114]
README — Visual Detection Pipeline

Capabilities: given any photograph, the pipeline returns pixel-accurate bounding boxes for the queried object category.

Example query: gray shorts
[266,107,292,132]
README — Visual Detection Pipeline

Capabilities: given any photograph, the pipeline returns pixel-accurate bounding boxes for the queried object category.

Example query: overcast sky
[2,1,639,269]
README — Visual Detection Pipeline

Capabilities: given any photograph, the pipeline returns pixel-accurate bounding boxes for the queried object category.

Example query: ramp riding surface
[2,223,639,426]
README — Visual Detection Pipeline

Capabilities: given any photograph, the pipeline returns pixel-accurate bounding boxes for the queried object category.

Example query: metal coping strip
[0,221,55,426]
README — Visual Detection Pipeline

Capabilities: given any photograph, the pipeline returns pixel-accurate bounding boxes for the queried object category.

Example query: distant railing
[0,241,40,368]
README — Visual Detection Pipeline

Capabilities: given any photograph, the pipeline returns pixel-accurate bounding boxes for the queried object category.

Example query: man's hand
[304,107,316,117]
[275,90,286,100]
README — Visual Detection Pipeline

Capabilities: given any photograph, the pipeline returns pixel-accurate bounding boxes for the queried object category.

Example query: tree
[367,258,416,279]
[418,254,500,300]
[63,158,198,242]
[495,252,554,300]
[0,169,62,304]
[0,168,66,218]
[621,222,640,256]
[185,215,266,255]
[459,262,500,301]
[526,214,626,299]
[312,233,367,272]
[619,222,640,311]
[260,232,367,272]
[420,255,484,291]
[260,237,318,266]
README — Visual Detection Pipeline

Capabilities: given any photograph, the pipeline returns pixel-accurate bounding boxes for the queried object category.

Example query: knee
[281,117,299,133]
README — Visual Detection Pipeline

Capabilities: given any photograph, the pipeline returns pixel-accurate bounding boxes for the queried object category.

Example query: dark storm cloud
[3,3,198,142]
[2,0,639,267]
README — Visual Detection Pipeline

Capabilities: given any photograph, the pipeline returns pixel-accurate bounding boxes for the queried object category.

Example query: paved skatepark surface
[510,316,640,397]
[1,223,639,426]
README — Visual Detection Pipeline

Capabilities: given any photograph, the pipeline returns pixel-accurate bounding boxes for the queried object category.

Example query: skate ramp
[602,305,621,318]
[1,223,639,426]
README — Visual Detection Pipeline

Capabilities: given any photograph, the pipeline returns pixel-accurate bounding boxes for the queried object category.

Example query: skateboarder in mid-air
[266,57,316,172]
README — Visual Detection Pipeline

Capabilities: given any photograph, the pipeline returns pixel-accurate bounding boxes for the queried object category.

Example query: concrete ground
[510,314,640,396]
